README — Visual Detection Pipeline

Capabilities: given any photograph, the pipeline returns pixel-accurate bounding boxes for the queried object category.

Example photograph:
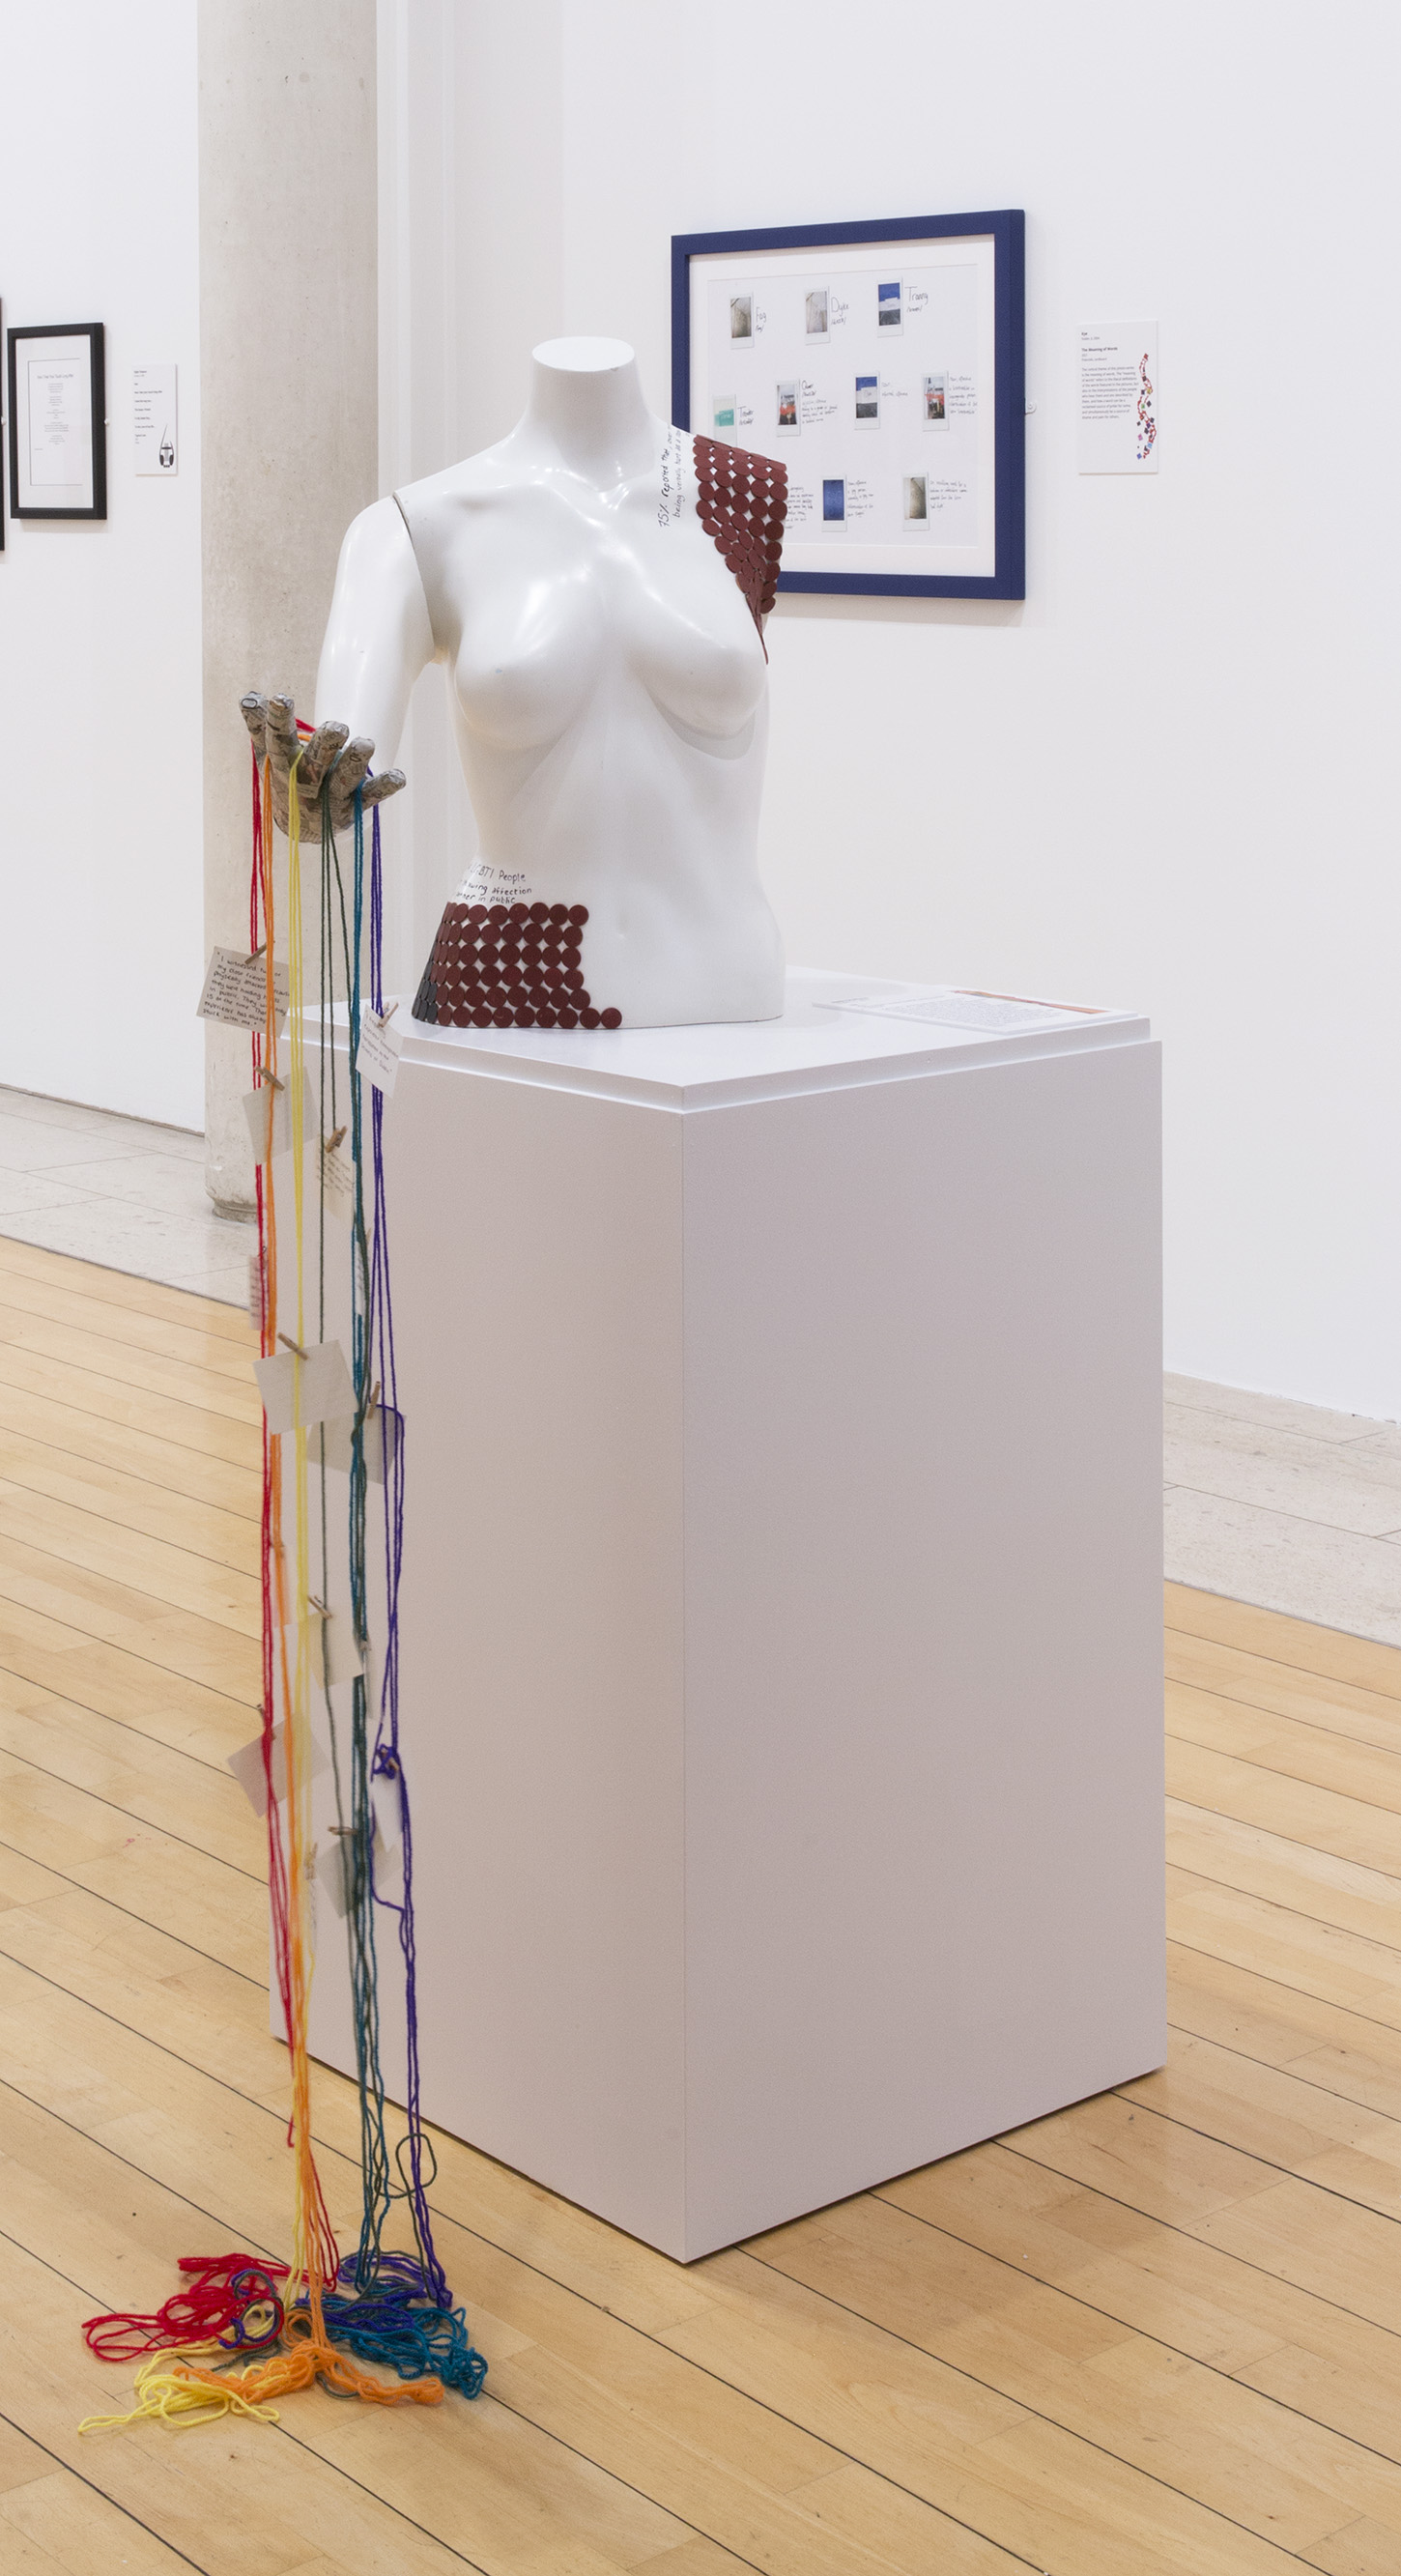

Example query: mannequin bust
[300,336,788,1031]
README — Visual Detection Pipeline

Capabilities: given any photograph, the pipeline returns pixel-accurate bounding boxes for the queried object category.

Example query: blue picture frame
[672,210,1024,602]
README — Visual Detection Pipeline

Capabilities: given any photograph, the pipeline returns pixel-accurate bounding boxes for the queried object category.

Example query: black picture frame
[672,213,1024,602]
[7,321,106,521]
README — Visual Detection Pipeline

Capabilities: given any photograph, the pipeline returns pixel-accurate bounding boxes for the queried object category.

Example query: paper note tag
[316,1813,398,1917]
[198,947,290,1031]
[226,1723,329,1814]
[309,1403,402,1484]
[320,1135,356,1222]
[357,1008,403,1096]
[241,1070,314,1165]
[316,1837,354,1917]
[253,1338,356,1433]
[305,1607,367,1688]
[246,1248,265,1330]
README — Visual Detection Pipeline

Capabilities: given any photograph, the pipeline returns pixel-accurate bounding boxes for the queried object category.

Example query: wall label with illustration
[1077,322,1158,474]
[672,211,1024,601]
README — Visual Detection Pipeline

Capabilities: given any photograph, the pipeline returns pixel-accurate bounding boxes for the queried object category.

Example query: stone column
[199,0,378,1213]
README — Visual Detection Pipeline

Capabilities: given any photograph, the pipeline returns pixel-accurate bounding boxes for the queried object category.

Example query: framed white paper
[1078,322,1158,474]
[7,323,106,518]
[133,363,178,474]
[673,213,1025,600]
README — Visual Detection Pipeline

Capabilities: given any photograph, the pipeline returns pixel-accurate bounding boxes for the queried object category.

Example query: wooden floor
[4,1238,1401,2576]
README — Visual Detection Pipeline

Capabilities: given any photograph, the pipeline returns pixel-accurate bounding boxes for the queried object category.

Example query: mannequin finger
[325,738,374,821]
[240,693,270,761]
[264,694,300,775]
[359,770,406,810]
[330,736,375,792]
[300,720,349,793]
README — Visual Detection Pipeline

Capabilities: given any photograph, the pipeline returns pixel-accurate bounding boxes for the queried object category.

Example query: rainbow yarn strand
[81,725,484,2428]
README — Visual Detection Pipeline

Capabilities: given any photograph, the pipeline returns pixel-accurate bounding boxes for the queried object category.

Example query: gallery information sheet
[27,356,90,487]
[133,364,178,473]
[689,234,999,580]
[1078,323,1158,473]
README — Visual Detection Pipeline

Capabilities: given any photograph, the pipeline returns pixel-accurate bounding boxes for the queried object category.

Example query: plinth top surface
[383,970,1151,1111]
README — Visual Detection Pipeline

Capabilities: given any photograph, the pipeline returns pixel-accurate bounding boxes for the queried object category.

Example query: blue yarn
[306,785,484,2396]
[303,2256,487,2398]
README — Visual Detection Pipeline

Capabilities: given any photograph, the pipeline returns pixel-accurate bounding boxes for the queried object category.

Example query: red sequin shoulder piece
[692,436,787,650]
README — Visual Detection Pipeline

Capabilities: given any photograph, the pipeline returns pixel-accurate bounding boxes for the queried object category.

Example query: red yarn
[83,2254,290,2362]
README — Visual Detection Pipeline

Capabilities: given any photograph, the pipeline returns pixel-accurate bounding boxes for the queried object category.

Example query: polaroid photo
[804,287,829,339]
[902,474,929,524]
[876,278,902,333]
[775,380,800,436]
[729,295,753,342]
[854,372,879,429]
[712,393,736,431]
[922,372,949,428]
[822,476,845,524]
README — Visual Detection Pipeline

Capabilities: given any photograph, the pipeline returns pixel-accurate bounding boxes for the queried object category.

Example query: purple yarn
[363,803,448,2306]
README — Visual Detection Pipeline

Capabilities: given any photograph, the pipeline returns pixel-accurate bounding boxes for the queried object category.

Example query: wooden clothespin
[279,1331,309,1360]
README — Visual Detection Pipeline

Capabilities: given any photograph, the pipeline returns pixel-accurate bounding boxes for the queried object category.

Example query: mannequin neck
[513,336,658,486]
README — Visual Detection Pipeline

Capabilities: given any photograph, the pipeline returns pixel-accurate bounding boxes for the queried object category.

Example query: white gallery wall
[0,4,204,1131]
[381,0,1401,1419]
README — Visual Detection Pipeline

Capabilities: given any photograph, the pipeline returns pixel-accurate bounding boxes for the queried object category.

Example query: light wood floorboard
[3,1242,1401,2570]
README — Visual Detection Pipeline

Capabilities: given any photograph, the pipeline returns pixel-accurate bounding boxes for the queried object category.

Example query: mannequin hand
[240,691,406,837]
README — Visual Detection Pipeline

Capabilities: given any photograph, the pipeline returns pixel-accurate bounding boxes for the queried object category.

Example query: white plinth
[304,969,1164,2261]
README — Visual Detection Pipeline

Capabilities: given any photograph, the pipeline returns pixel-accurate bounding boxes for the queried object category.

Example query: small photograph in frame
[776,380,799,435]
[876,278,903,332]
[712,392,736,431]
[804,287,829,339]
[902,473,929,524]
[822,476,845,524]
[923,372,949,428]
[8,323,106,519]
[729,295,753,342]
[854,372,880,428]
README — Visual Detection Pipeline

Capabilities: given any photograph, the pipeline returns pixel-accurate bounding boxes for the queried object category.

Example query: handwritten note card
[357,1007,404,1096]
[198,947,290,1031]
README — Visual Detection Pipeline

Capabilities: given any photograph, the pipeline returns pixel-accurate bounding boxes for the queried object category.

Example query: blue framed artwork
[672,211,1024,601]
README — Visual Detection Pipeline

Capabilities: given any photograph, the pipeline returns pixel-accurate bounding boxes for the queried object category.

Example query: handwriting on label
[357,1008,403,1097]
[197,947,289,1030]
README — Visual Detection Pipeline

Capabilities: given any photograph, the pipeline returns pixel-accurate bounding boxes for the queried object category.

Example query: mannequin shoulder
[335,492,424,588]
[395,446,513,528]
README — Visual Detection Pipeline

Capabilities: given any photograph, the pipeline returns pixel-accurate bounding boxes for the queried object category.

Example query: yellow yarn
[78,2345,283,2433]
[79,2316,443,2434]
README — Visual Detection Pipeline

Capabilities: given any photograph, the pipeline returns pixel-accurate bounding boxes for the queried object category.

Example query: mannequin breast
[396,428,786,1027]
[398,451,767,764]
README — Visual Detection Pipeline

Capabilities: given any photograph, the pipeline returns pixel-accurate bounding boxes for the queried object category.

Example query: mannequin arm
[242,499,435,834]
[315,495,437,764]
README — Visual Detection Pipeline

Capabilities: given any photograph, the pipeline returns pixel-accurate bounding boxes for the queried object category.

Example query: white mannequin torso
[316,337,786,1028]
